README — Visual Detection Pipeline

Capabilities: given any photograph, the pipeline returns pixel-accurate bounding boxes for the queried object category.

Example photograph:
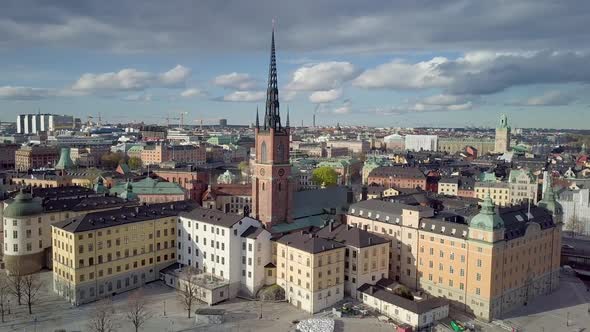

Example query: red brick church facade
[251,28,293,228]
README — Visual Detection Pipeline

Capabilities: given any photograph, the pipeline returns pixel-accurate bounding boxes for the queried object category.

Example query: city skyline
[1,1,590,128]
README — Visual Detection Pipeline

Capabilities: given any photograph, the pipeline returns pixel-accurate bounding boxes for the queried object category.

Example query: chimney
[329,220,335,232]
[361,186,368,201]
[347,186,354,204]
[368,237,373,245]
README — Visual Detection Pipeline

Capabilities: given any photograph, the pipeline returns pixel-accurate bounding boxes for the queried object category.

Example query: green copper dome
[119,180,138,201]
[538,178,563,216]
[470,193,504,231]
[4,189,44,218]
[55,147,74,170]
[93,177,109,194]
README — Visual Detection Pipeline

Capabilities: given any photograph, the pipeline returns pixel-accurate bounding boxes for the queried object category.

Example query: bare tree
[7,271,23,306]
[22,273,42,314]
[566,213,585,237]
[125,289,152,332]
[0,273,10,322]
[177,266,199,318]
[87,298,117,332]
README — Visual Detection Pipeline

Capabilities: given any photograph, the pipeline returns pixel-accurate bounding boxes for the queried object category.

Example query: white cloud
[333,105,352,114]
[420,94,469,106]
[213,72,257,90]
[354,51,590,96]
[510,90,576,106]
[180,88,205,98]
[71,65,191,92]
[159,65,191,86]
[353,57,451,89]
[123,93,152,102]
[286,62,358,91]
[309,88,342,103]
[221,90,265,102]
[282,90,297,102]
[0,86,55,100]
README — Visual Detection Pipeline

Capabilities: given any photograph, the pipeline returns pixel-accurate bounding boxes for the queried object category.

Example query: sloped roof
[357,282,448,314]
[110,177,186,196]
[277,231,344,254]
[293,186,349,219]
[180,207,247,228]
[316,222,390,248]
[53,201,196,233]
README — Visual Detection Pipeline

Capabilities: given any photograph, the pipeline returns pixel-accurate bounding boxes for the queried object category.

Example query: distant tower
[251,26,293,228]
[313,113,316,128]
[494,114,511,153]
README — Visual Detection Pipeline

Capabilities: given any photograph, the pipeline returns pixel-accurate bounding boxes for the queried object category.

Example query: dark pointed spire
[256,106,260,129]
[264,23,281,131]
[286,106,290,128]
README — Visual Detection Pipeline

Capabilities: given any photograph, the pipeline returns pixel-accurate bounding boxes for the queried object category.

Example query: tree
[177,267,199,318]
[393,285,414,301]
[22,273,42,314]
[238,161,250,174]
[126,289,152,332]
[101,152,126,169]
[566,214,585,237]
[7,268,23,306]
[128,157,143,170]
[0,273,10,322]
[312,166,339,187]
[87,298,116,332]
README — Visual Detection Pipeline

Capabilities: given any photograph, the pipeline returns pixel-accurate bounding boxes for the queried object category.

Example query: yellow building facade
[52,202,193,305]
[276,232,345,313]
[474,182,510,206]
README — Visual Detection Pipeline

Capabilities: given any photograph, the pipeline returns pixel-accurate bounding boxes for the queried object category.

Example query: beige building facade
[345,193,562,321]
[475,182,511,206]
[276,232,345,313]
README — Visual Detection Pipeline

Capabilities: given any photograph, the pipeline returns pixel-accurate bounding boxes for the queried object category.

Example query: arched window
[262,182,265,191]
[260,142,267,162]
[278,182,282,192]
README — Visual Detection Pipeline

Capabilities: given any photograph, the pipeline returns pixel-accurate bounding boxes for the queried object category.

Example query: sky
[1,0,590,129]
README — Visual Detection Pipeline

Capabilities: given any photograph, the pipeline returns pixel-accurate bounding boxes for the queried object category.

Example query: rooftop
[277,231,345,254]
[180,207,248,228]
[53,201,196,233]
[316,222,390,248]
[358,282,448,314]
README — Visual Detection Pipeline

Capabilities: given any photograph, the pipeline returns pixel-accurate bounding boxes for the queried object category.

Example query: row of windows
[5,240,43,253]
[6,227,42,240]
[79,273,148,300]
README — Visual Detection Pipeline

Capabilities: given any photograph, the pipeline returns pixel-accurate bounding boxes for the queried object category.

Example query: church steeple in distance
[263,25,282,131]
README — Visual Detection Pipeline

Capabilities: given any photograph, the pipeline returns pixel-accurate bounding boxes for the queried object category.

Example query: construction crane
[178,111,189,129]
[194,117,222,130]
[165,115,180,127]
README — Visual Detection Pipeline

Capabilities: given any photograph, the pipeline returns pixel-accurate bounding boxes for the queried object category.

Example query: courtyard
[1,270,589,332]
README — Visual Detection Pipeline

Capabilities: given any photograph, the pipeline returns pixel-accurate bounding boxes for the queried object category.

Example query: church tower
[494,113,511,153]
[252,27,293,228]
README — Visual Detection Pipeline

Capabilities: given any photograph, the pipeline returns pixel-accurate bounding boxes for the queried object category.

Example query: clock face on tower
[278,168,285,177]
[259,168,265,176]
